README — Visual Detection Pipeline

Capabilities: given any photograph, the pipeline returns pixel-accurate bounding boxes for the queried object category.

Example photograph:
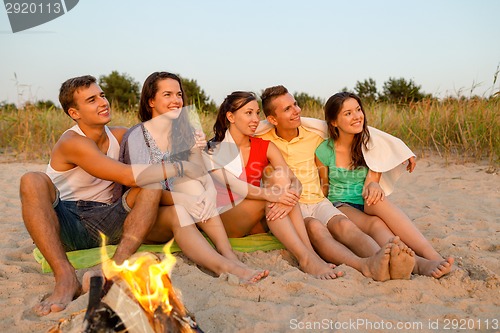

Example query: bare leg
[20,172,81,316]
[340,205,453,278]
[198,215,241,263]
[219,199,267,237]
[339,205,394,246]
[287,204,316,252]
[364,198,445,261]
[173,178,240,262]
[327,215,381,258]
[306,218,392,281]
[220,199,339,279]
[112,188,162,264]
[82,188,161,290]
[150,205,268,283]
[267,206,341,279]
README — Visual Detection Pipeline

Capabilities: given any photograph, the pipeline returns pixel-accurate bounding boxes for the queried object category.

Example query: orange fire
[100,235,178,315]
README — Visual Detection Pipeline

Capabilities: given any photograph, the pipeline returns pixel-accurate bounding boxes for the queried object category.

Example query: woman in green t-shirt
[316,92,453,278]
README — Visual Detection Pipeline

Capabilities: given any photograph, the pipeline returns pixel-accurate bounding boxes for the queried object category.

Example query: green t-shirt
[315,140,368,205]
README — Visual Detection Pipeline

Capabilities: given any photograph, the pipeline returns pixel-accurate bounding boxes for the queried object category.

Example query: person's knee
[263,168,290,188]
[142,188,162,202]
[365,215,386,235]
[19,172,53,201]
[167,204,195,230]
[328,216,358,237]
[305,218,326,237]
[173,178,204,196]
[130,188,162,208]
[20,172,48,191]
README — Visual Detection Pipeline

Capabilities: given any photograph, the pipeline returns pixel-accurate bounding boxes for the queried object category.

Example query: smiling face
[227,100,261,136]
[68,83,111,125]
[149,78,184,120]
[267,93,302,131]
[331,97,365,135]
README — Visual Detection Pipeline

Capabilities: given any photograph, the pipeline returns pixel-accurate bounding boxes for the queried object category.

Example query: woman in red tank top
[205,91,340,279]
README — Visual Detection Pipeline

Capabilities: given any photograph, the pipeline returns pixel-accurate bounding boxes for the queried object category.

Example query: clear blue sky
[1,0,499,107]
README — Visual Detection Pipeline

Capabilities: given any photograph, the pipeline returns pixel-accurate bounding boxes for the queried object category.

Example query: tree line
[2,71,498,112]
[98,72,434,111]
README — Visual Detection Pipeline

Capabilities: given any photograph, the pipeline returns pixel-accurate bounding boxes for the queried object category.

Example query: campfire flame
[100,235,178,316]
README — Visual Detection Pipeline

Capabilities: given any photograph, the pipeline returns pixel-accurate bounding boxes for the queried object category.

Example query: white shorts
[299,198,346,226]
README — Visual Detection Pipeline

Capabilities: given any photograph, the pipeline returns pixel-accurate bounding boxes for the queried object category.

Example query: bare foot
[327,263,337,269]
[220,249,250,270]
[415,257,454,278]
[82,270,105,294]
[389,239,415,280]
[33,273,81,316]
[359,242,392,282]
[298,253,343,280]
[216,249,270,283]
[229,265,270,284]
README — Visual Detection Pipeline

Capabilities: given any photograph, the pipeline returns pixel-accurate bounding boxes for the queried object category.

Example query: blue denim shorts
[333,201,365,213]
[53,188,131,251]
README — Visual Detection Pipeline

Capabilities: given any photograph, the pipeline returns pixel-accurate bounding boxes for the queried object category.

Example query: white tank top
[46,124,119,203]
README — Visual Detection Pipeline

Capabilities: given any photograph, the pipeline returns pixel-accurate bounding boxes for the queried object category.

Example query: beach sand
[0,157,498,332]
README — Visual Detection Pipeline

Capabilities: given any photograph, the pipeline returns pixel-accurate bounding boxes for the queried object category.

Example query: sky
[1,0,500,107]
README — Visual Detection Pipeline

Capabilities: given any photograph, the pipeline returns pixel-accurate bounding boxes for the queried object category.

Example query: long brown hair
[139,72,193,161]
[210,91,257,147]
[324,92,370,169]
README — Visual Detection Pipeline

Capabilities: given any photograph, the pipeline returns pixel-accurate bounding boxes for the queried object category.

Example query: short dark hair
[261,85,288,117]
[59,75,97,116]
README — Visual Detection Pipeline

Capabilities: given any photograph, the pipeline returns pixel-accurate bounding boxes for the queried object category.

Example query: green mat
[33,233,285,273]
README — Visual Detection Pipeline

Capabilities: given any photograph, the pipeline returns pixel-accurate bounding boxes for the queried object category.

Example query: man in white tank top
[19,75,203,316]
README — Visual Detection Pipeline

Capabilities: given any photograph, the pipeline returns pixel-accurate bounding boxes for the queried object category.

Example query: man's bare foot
[33,273,81,316]
[389,238,415,280]
[415,257,454,278]
[298,253,343,280]
[359,242,392,282]
[82,270,105,294]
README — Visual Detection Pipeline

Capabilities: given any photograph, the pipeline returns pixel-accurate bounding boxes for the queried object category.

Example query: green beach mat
[33,233,285,273]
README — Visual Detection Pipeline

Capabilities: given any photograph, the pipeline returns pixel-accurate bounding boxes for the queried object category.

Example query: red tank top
[215,137,270,207]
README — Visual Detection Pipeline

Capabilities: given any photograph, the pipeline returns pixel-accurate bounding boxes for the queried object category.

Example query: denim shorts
[53,188,131,251]
[333,201,365,213]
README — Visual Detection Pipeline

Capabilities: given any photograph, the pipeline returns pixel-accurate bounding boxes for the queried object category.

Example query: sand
[0,157,498,333]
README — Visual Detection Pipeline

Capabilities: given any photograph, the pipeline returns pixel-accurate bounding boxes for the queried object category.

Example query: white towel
[203,129,243,177]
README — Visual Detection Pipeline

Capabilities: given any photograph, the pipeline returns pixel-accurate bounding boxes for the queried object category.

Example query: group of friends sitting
[19,72,454,316]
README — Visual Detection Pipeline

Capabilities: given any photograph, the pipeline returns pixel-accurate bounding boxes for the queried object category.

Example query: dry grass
[1,98,498,166]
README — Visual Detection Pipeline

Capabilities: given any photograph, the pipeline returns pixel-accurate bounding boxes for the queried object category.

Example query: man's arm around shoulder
[51,130,136,187]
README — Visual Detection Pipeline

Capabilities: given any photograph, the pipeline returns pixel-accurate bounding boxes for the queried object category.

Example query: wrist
[173,161,184,178]
[161,160,168,180]
[265,187,278,202]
